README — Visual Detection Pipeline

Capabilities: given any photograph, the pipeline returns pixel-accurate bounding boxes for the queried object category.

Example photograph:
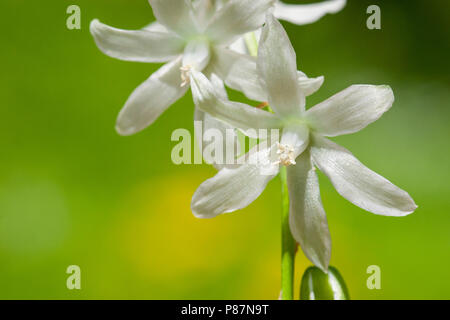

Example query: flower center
[180,65,192,87]
[275,142,296,166]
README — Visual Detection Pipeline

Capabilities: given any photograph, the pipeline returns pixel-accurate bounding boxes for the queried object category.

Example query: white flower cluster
[90,0,416,272]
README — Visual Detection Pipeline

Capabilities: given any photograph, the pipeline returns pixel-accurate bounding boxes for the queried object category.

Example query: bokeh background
[1,0,449,299]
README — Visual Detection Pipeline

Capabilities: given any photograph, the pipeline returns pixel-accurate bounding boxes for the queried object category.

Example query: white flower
[189,14,417,271]
[230,0,347,54]
[274,0,347,25]
[90,0,276,135]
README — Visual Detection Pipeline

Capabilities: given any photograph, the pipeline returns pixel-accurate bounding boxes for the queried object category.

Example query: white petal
[311,136,418,216]
[191,146,279,218]
[194,108,241,170]
[190,70,281,132]
[90,19,184,63]
[206,0,275,45]
[258,14,305,116]
[305,85,395,137]
[193,0,214,20]
[287,150,331,272]
[182,38,211,71]
[274,0,346,25]
[228,36,248,55]
[298,72,324,96]
[116,57,188,136]
[208,72,229,100]
[143,21,169,32]
[209,47,266,101]
[194,74,240,170]
[209,47,323,102]
[229,28,262,55]
[149,0,198,37]
[213,0,226,10]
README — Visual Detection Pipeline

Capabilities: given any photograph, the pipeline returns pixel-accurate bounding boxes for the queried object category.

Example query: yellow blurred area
[111,171,281,298]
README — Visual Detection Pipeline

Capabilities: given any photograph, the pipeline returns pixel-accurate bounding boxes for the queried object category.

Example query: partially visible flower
[90,0,273,135]
[274,0,347,25]
[230,0,347,54]
[190,14,417,271]
[90,0,322,136]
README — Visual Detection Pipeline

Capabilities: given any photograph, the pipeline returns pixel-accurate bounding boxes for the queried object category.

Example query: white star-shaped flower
[90,0,278,135]
[189,14,417,271]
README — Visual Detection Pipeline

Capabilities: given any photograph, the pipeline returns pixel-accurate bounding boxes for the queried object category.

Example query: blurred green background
[0,0,449,299]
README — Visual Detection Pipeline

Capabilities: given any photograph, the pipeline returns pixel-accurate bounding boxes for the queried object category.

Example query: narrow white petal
[116,57,188,136]
[214,0,226,10]
[228,36,248,55]
[191,146,279,218]
[298,72,324,96]
[209,72,228,100]
[182,39,211,71]
[274,0,346,25]
[210,47,323,102]
[209,47,266,101]
[229,28,262,55]
[90,19,184,63]
[258,14,305,116]
[194,74,240,170]
[311,136,418,216]
[194,108,241,170]
[148,0,198,37]
[306,85,395,137]
[206,0,275,45]
[193,0,216,27]
[287,150,331,272]
[143,21,168,32]
[190,70,281,132]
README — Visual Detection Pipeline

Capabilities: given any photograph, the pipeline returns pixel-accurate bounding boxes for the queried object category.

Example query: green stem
[280,166,297,300]
[244,32,258,57]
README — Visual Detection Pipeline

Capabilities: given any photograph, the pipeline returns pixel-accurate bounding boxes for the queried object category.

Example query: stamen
[180,65,192,87]
[256,102,269,109]
[274,142,296,166]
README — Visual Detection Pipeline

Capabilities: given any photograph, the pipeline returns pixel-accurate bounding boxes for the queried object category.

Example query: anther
[274,142,296,166]
[180,65,192,87]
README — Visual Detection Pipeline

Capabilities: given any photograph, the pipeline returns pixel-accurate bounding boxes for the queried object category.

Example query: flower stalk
[280,166,297,300]
[244,32,259,57]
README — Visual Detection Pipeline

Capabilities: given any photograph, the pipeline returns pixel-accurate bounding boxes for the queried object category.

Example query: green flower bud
[300,266,350,300]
